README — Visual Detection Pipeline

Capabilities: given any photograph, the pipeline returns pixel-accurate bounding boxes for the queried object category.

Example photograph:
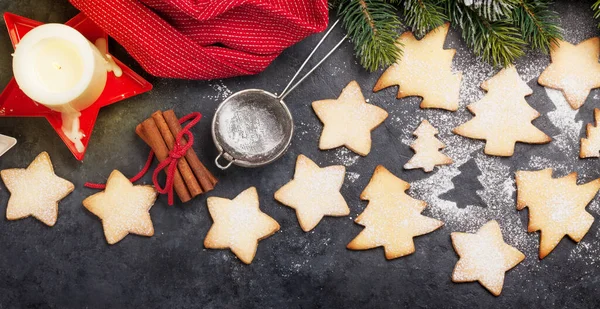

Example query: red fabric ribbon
[68,0,329,79]
[85,112,202,205]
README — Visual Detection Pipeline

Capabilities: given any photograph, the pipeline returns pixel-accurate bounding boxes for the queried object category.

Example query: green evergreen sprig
[447,0,526,67]
[512,0,562,53]
[331,0,564,71]
[395,0,446,38]
[335,0,403,72]
[592,0,600,28]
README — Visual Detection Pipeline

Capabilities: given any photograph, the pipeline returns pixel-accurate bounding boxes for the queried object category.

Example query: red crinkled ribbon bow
[85,112,202,205]
[68,0,329,79]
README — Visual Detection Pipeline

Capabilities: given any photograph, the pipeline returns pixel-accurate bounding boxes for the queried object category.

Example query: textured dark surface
[1,1,600,308]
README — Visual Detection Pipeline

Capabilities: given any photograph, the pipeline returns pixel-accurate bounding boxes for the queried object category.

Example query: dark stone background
[0,1,599,308]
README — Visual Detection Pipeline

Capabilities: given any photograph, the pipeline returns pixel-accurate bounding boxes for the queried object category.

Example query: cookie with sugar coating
[515,168,600,259]
[204,187,280,264]
[538,38,600,109]
[451,220,525,296]
[312,81,388,156]
[274,154,349,232]
[0,151,74,226]
[347,165,443,259]
[83,170,157,245]
[374,23,462,111]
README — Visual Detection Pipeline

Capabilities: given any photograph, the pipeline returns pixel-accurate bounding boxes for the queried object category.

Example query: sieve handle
[215,152,235,170]
[278,20,348,100]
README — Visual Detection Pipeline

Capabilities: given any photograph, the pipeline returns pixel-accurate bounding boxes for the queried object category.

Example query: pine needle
[335,0,403,72]
[512,0,562,53]
[447,0,527,67]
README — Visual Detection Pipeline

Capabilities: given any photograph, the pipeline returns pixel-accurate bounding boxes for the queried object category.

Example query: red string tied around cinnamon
[85,111,217,205]
[151,112,199,205]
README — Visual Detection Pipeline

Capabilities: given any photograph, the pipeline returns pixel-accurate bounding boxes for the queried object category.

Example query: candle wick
[52,62,62,70]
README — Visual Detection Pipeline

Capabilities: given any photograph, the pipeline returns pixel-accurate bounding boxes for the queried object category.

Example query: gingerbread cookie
[516,169,600,258]
[580,108,600,158]
[373,23,462,111]
[404,120,452,172]
[83,170,157,245]
[0,152,74,226]
[312,81,388,156]
[347,165,443,259]
[454,66,551,156]
[204,187,280,264]
[451,220,525,296]
[538,38,600,109]
[274,155,349,232]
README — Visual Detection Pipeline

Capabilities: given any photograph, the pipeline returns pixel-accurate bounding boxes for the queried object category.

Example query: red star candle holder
[0,12,152,161]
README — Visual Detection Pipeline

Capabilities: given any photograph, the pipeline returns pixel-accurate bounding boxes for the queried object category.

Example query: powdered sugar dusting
[334,147,360,166]
[545,87,583,157]
[207,80,233,101]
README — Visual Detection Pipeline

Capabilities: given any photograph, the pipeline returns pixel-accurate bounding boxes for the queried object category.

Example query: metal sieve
[212,20,348,169]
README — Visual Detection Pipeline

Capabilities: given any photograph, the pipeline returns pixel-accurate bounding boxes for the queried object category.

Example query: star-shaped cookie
[347,165,443,259]
[451,220,525,296]
[83,170,157,245]
[538,38,600,109]
[373,23,462,111]
[515,169,600,259]
[274,154,349,232]
[312,80,388,156]
[0,152,74,226]
[204,187,280,264]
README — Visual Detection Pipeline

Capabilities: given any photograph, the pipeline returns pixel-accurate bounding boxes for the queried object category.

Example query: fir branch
[456,0,518,21]
[398,0,447,38]
[335,0,403,72]
[512,0,562,53]
[447,0,526,67]
[592,0,600,28]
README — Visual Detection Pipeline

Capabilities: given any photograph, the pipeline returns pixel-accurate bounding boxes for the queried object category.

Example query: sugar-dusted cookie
[0,152,74,226]
[204,187,280,264]
[312,81,388,156]
[451,220,525,296]
[580,108,600,158]
[347,165,443,259]
[538,38,600,109]
[516,169,600,259]
[404,120,452,172]
[454,66,551,156]
[83,170,157,245]
[275,154,349,232]
[373,23,462,111]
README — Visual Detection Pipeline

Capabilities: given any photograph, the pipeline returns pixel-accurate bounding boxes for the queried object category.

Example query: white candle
[12,24,115,153]
[13,24,108,113]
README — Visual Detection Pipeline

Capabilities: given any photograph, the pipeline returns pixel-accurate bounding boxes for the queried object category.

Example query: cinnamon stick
[163,110,217,192]
[151,111,203,197]
[137,119,192,203]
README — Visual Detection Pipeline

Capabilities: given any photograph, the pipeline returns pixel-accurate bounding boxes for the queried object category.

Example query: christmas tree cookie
[274,155,349,232]
[580,108,600,158]
[0,152,74,226]
[312,81,388,156]
[451,220,525,296]
[538,38,600,109]
[374,23,462,111]
[454,66,551,156]
[347,165,443,259]
[516,169,600,259]
[204,187,280,264]
[83,170,157,244]
[404,120,452,172]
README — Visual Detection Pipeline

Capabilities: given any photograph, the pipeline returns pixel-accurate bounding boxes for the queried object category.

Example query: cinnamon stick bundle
[136,110,217,203]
